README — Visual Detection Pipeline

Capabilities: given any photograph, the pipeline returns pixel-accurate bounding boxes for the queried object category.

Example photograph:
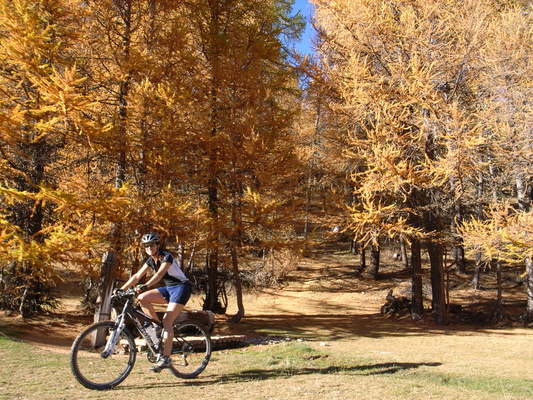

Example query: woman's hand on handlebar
[134,284,147,295]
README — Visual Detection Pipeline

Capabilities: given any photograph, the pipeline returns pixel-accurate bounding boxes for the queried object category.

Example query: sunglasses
[143,243,158,249]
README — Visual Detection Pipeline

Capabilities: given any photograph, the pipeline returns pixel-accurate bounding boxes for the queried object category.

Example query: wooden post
[93,252,117,347]
[94,251,117,323]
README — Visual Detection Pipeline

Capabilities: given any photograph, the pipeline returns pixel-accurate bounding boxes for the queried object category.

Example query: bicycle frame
[104,291,161,358]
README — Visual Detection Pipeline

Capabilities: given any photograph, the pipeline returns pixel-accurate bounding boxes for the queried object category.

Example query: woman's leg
[161,302,185,357]
[149,284,191,370]
[138,289,167,322]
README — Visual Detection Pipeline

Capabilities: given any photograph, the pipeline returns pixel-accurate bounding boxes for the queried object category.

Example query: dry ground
[1,244,532,399]
[1,244,532,352]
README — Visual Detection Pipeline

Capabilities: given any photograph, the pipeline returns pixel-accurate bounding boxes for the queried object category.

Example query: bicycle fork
[101,316,127,358]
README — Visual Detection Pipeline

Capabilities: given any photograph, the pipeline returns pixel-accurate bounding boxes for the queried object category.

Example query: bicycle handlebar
[112,288,136,298]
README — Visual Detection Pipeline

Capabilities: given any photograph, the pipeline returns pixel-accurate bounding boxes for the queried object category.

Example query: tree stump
[155,309,216,332]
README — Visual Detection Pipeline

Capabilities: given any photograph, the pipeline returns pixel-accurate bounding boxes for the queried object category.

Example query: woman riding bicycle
[119,232,191,372]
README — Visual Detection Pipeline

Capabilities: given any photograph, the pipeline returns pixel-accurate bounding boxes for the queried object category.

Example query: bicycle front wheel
[169,321,211,379]
[70,320,137,390]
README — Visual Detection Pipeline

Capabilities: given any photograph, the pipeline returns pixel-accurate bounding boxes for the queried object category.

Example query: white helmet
[141,232,160,244]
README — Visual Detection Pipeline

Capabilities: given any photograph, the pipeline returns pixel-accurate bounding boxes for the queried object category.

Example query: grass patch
[0,336,70,400]
[409,371,533,397]
[1,334,532,400]
[262,341,328,371]
[212,341,334,381]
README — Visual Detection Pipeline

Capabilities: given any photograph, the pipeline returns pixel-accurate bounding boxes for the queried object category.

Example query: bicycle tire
[70,320,137,390]
[168,321,211,379]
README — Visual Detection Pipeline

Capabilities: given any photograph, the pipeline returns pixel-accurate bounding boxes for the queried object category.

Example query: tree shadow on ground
[223,311,527,341]
[122,361,442,390]
[222,361,443,382]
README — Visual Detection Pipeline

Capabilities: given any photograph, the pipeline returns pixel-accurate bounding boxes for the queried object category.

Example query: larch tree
[42,0,212,309]
[179,0,305,320]
[54,1,206,258]
[1,0,306,319]
[0,0,210,313]
[0,0,98,314]
[312,0,500,323]
[460,3,533,320]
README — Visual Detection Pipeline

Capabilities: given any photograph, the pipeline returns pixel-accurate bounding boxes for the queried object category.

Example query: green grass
[0,336,69,400]
[407,371,533,397]
[1,335,532,400]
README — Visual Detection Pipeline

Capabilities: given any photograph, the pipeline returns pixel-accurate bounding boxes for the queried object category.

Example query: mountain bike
[70,288,212,390]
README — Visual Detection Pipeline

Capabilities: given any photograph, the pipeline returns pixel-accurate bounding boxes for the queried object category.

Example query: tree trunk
[526,257,533,321]
[472,253,482,290]
[401,239,409,270]
[427,241,448,324]
[365,242,380,279]
[494,260,503,318]
[228,159,245,322]
[228,241,244,323]
[350,239,357,255]
[410,239,423,320]
[204,248,223,312]
[303,104,321,246]
[454,241,466,275]
[450,176,466,274]
[516,174,529,211]
[203,0,223,312]
[110,0,132,256]
[472,172,485,289]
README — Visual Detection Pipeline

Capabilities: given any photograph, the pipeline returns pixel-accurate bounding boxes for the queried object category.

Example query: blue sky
[292,0,314,54]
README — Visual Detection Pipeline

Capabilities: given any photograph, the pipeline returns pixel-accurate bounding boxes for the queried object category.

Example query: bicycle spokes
[167,321,211,379]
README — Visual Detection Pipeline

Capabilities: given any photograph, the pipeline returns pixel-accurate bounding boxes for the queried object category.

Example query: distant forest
[0,0,532,323]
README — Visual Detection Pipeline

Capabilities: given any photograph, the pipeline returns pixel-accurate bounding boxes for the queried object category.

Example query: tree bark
[427,241,448,324]
[494,260,503,318]
[228,241,244,323]
[410,239,424,320]
[526,257,533,321]
[401,239,409,270]
[472,253,482,290]
[450,176,466,274]
[202,0,224,313]
[365,242,380,279]
[204,248,224,312]
[110,0,132,256]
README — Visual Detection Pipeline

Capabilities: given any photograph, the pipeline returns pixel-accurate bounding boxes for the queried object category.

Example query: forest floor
[5,241,530,347]
[1,242,532,399]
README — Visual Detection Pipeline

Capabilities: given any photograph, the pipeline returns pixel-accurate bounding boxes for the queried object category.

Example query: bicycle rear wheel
[168,321,211,378]
[70,320,137,390]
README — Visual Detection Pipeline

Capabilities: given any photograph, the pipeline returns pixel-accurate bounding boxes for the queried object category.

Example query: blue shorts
[157,283,191,305]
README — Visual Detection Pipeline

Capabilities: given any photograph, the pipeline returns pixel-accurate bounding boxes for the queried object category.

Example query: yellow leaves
[242,186,281,224]
[38,183,135,223]
[0,217,100,269]
[238,186,299,249]
[459,203,533,263]
[0,0,58,71]
[346,196,422,245]
[313,0,524,250]
[0,1,96,145]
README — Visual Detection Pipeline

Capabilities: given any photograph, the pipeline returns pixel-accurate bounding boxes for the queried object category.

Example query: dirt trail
[1,247,531,352]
